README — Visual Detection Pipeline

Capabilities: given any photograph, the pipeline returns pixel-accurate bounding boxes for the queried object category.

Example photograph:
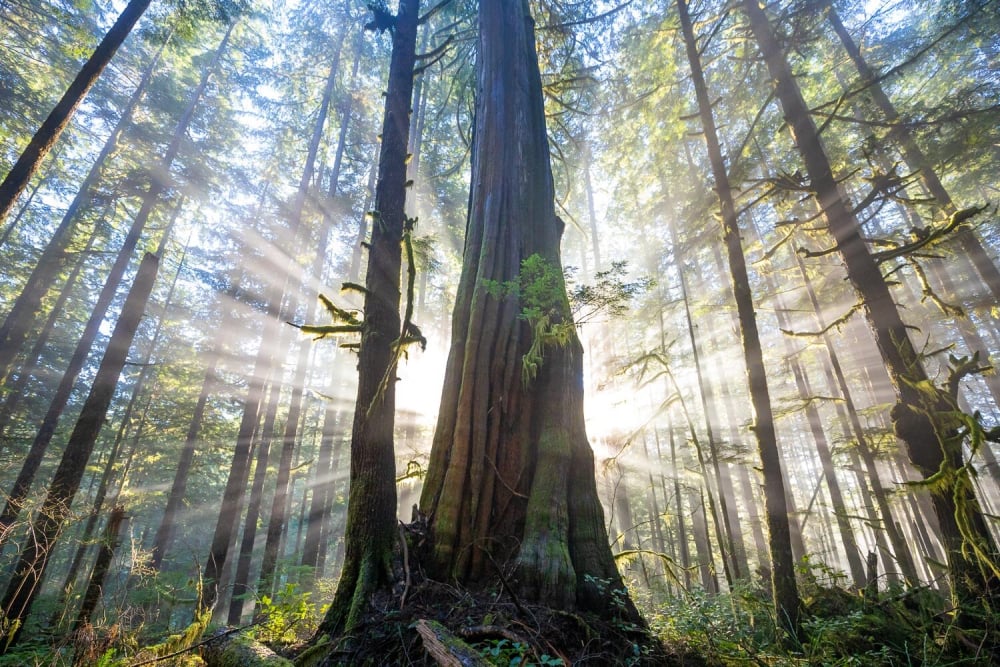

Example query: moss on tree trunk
[418,0,639,622]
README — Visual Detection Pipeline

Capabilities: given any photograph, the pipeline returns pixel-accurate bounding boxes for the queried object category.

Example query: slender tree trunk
[257,33,346,603]
[662,425,692,590]
[0,31,169,386]
[0,252,159,648]
[0,217,103,438]
[72,505,126,632]
[316,0,419,637]
[227,381,280,624]
[742,0,999,605]
[826,4,1000,302]
[300,45,358,587]
[793,251,919,585]
[53,251,178,619]
[0,25,231,536]
[0,0,152,224]
[678,0,800,628]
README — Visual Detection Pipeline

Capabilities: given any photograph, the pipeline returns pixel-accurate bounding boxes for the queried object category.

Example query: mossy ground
[286,576,694,666]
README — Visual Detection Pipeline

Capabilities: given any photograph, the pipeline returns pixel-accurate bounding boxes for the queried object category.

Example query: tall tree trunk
[0,0,152,223]
[0,217,103,438]
[227,381,280,624]
[0,24,232,536]
[54,235,185,618]
[257,32,346,602]
[0,252,159,648]
[0,30,169,386]
[793,251,919,585]
[418,0,638,622]
[826,4,1000,302]
[316,0,420,637]
[300,46,359,587]
[72,505,127,632]
[741,0,999,605]
[677,0,800,629]
[663,425,692,590]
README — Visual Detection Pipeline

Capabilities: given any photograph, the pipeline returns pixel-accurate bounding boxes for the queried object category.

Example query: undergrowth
[627,555,995,666]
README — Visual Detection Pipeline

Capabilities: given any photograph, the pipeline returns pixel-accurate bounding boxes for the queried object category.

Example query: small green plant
[484,255,649,385]
[474,637,561,666]
[253,583,326,645]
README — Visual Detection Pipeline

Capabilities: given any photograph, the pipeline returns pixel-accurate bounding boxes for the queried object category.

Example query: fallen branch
[415,619,490,666]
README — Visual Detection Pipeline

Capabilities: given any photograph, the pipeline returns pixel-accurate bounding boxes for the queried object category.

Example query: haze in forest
[0,0,997,664]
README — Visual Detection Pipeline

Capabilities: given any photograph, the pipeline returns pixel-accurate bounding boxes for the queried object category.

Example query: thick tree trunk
[678,0,800,629]
[0,252,159,649]
[417,0,636,620]
[0,0,152,224]
[316,0,419,637]
[742,0,999,605]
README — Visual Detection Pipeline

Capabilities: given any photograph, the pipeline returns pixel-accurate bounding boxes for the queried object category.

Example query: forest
[0,0,997,664]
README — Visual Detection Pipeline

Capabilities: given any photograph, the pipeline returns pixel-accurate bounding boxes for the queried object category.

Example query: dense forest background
[0,0,998,664]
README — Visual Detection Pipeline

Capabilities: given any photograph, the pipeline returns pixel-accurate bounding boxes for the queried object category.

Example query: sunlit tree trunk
[678,0,799,628]
[826,3,1000,302]
[417,0,637,620]
[316,0,419,637]
[0,24,232,537]
[665,205,738,589]
[0,31,169,387]
[0,0,152,224]
[742,0,999,605]
[0,252,159,648]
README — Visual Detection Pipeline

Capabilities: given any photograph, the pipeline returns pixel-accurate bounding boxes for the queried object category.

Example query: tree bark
[0,252,159,649]
[0,0,152,224]
[418,0,637,620]
[316,0,420,637]
[741,0,999,605]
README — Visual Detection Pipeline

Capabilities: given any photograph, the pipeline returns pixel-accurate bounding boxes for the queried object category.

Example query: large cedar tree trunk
[417,0,636,619]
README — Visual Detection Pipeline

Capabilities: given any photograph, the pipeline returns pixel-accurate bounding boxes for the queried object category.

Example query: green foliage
[568,261,654,324]
[484,254,649,384]
[252,583,326,646]
[483,253,574,384]
[473,638,562,666]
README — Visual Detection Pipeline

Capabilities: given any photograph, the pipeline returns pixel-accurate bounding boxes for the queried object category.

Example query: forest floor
[1,564,997,665]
